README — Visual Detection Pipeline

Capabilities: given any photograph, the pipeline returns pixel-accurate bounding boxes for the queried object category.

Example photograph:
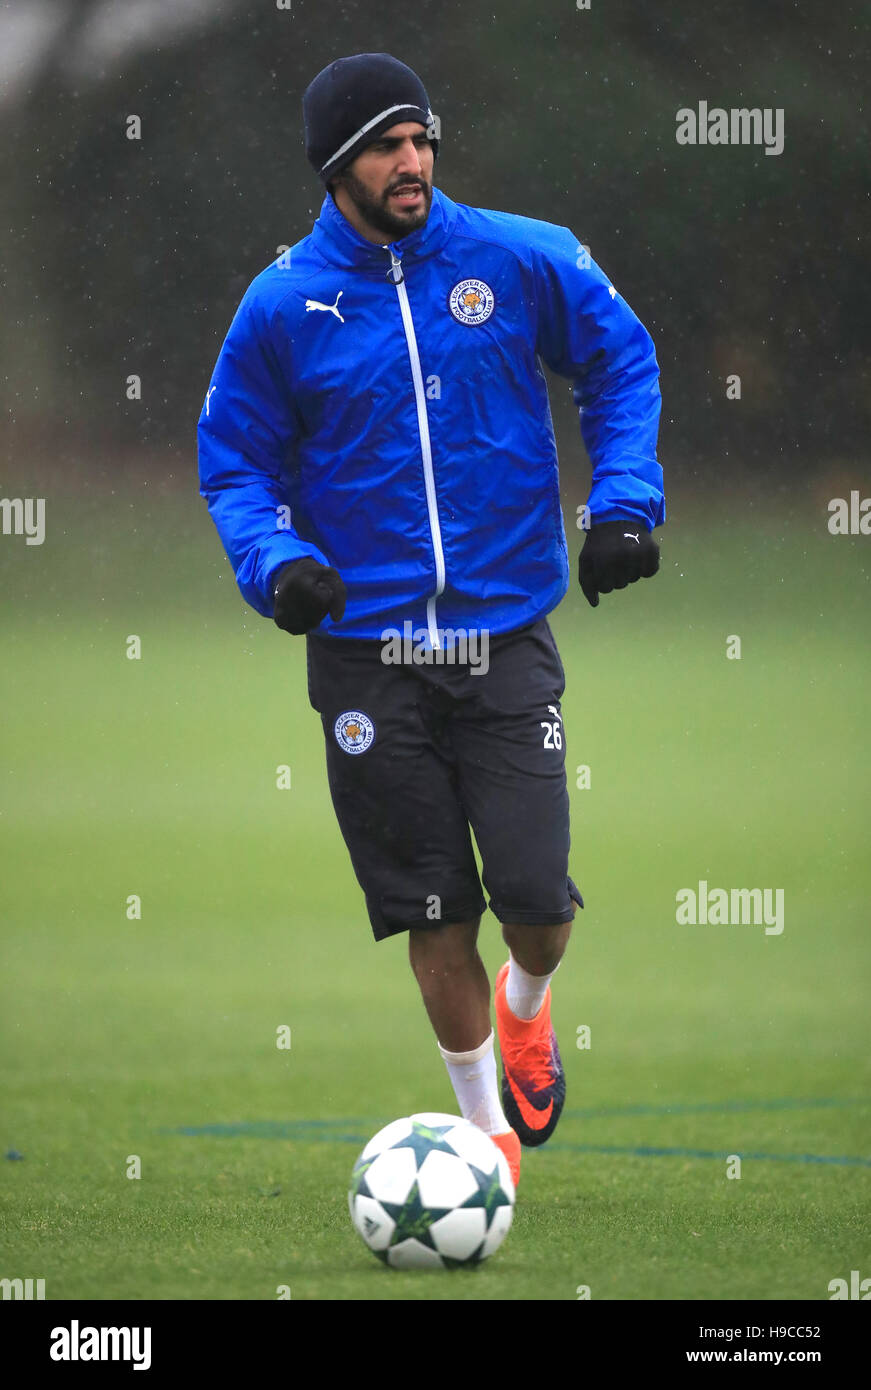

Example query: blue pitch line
[166,1119,871,1167]
[168,1122,369,1142]
[171,1119,371,1133]
[562,1095,871,1121]
[166,1095,870,1141]
[544,1143,871,1167]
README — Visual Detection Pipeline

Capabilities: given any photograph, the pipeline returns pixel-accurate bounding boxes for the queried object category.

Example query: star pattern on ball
[380,1179,453,1250]
[459,1161,512,1231]
[389,1120,458,1167]
[349,1156,375,1200]
[441,1241,486,1270]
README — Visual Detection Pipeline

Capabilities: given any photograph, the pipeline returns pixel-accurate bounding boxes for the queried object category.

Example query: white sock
[506,952,559,1021]
[437,1030,510,1136]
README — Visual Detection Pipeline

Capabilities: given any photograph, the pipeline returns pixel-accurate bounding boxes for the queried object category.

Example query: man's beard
[336,168,432,240]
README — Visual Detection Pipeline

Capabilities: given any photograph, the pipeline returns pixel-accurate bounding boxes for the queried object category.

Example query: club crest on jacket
[448,278,495,325]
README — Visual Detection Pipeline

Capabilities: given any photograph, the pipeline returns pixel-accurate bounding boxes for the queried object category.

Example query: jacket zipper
[386,246,445,649]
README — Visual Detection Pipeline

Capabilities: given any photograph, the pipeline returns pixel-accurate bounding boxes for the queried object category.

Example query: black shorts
[305,618,583,942]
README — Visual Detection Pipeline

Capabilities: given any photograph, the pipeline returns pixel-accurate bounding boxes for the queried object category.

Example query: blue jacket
[197,186,664,642]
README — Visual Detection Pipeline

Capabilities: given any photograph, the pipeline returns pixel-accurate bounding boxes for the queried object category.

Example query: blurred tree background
[1,0,868,503]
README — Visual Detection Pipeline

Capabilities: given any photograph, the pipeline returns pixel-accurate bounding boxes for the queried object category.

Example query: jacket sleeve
[531,226,665,531]
[197,284,330,617]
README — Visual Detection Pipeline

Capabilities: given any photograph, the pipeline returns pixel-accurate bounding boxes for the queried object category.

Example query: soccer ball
[349,1111,515,1269]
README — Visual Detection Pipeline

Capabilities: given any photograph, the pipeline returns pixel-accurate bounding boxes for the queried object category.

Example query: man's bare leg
[408,917,489,1053]
[408,915,520,1181]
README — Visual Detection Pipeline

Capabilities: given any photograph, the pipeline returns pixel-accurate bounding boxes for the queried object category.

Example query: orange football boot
[490,1128,521,1190]
[495,961,565,1147]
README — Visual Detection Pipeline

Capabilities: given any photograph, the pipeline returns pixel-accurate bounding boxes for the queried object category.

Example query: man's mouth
[389,185,424,204]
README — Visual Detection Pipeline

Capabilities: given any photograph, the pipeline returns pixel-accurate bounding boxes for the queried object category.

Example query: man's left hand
[579,520,660,608]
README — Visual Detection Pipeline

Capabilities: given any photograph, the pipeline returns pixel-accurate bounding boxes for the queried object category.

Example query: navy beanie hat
[303,53,439,183]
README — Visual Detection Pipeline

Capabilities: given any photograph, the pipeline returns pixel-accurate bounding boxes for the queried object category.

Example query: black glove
[579,520,659,608]
[272,557,347,634]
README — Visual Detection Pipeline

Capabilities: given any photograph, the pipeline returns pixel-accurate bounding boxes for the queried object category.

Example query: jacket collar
[311,184,457,274]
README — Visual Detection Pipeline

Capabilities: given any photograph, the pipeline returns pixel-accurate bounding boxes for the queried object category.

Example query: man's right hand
[272,557,347,634]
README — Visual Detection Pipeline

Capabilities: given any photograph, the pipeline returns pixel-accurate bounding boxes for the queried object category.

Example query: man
[197,53,664,1189]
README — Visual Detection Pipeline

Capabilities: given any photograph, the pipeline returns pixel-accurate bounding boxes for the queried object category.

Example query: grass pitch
[1,489,869,1300]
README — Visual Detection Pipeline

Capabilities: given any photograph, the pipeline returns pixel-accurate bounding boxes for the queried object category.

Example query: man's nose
[395,138,424,176]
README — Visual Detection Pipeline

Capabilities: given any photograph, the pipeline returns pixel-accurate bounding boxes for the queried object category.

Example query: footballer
[197,53,665,1188]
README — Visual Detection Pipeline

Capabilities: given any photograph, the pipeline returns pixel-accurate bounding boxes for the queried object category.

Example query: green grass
[1,490,869,1299]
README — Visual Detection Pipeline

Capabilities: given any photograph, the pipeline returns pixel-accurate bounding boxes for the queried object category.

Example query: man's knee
[501,919,572,974]
[409,916,481,979]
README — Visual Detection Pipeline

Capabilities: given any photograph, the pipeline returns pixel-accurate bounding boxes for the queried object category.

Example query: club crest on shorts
[334,710,376,755]
[448,278,495,325]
